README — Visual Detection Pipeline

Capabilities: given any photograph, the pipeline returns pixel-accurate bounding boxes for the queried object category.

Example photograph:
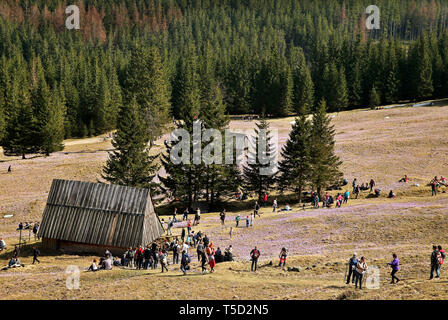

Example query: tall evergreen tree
[253,48,292,117]
[31,59,65,156]
[123,46,170,144]
[309,99,343,198]
[243,118,277,199]
[290,47,314,115]
[409,35,434,101]
[277,111,312,203]
[102,97,159,188]
[224,49,253,114]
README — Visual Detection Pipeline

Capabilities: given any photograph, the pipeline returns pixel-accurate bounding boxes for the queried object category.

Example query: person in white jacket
[354,256,368,289]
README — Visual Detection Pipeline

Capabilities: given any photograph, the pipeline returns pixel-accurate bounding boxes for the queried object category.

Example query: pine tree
[383,41,399,104]
[123,46,170,144]
[277,113,311,203]
[203,85,241,206]
[290,47,314,115]
[224,49,252,114]
[102,97,159,188]
[409,35,434,101]
[243,118,277,199]
[31,61,65,156]
[253,48,292,117]
[325,63,348,112]
[171,53,201,121]
[309,99,343,198]
[3,102,38,159]
[334,67,349,112]
[161,52,202,206]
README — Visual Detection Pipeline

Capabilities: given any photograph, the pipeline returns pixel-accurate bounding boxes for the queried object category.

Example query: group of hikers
[430,176,446,196]
[1,244,40,271]
[399,174,447,196]
[345,244,447,289]
[86,232,235,275]
[16,221,40,239]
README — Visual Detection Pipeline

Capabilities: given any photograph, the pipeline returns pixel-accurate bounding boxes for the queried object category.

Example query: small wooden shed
[38,179,164,255]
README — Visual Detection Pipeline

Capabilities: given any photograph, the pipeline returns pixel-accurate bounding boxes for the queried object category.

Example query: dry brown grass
[1,103,448,299]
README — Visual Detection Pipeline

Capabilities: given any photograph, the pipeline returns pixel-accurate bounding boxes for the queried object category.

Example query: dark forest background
[0,0,447,156]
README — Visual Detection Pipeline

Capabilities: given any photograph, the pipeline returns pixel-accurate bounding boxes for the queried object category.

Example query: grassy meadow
[1,101,448,299]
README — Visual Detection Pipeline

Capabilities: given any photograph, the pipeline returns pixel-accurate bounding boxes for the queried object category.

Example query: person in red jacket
[135,245,144,269]
[250,246,261,272]
[262,193,268,207]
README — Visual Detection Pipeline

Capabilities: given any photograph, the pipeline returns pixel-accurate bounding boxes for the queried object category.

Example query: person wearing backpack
[172,241,180,264]
[387,253,400,284]
[250,246,261,272]
[180,250,190,275]
[278,247,288,270]
[126,247,135,268]
[203,234,210,248]
[135,245,144,269]
[430,245,441,279]
[160,250,169,273]
[346,253,358,284]
[196,240,204,262]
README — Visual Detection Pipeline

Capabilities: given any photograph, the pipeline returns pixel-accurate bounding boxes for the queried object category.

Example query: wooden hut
[38,179,164,255]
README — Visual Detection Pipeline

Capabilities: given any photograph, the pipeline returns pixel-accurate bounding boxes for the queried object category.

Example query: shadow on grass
[0,241,101,260]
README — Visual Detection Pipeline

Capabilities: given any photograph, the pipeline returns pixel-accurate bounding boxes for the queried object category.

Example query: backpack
[441,250,447,260]
[437,252,443,265]
[251,249,260,259]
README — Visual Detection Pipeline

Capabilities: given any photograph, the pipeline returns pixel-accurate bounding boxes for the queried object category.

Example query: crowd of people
[2,173,448,290]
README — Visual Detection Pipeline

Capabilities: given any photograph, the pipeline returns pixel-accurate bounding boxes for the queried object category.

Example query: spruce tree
[224,49,252,114]
[253,49,292,117]
[277,110,311,203]
[242,118,277,199]
[161,53,202,206]
[31,64,65,156]
[309,99,343,198]
[290,47,314,115]
[102,97,159,188]
[123,46,170,144]
[409,35,434,101]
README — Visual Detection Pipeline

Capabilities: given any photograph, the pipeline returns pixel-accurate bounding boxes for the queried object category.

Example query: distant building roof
[38,179,164,248]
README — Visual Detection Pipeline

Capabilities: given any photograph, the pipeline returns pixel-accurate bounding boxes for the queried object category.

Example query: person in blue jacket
[346,252,358,284]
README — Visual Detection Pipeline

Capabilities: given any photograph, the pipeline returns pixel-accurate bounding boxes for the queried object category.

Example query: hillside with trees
[1,0,448,158]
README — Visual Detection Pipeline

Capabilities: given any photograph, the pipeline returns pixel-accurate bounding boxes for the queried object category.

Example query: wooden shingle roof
[38,179,164,248]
